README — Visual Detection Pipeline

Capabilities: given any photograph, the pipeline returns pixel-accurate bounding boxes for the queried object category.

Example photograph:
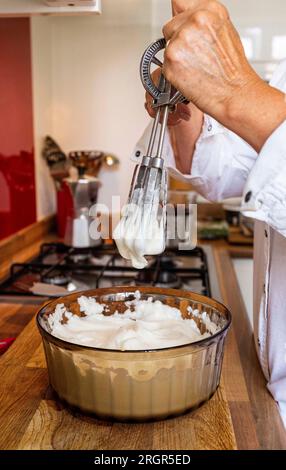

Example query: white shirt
[132,60,286,426]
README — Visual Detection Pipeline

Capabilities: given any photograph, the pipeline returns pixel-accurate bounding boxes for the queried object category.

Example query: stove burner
[136,269,181,289]
[67,253,91,264]
[89,255,111,266]
[149,255,178,270]
[42,269,71,286]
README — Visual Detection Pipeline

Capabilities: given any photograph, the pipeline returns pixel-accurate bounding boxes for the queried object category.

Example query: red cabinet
[0,18,36,240]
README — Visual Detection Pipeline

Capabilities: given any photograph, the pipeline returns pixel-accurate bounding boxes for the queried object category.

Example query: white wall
[152,0,286,77]
[31,16,56,219]
[31,0,155,218]
[50,18,151,211]
[225,0,286,78]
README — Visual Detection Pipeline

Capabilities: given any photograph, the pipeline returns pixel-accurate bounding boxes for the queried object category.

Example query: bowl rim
[36,286,232,354]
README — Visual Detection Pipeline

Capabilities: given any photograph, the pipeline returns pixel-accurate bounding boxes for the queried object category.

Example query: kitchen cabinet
[0,0,101,17]
[232,258,254,328]
[0,18,36,240]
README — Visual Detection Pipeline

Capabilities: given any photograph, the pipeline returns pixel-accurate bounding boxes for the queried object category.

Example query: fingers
[144,98,191,126]
[168,103,192,126]
[172,0,206,16]
[172,0,227,17]
[165,1,228,40]
[144,98,156,118]
[143,66,192,126]
[163,11,191,41]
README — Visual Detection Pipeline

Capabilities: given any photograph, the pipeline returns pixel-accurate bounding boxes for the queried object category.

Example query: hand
[145,68,192,126]
[163,1,286,151]
[171,0,214,15]
[163,1,259,121]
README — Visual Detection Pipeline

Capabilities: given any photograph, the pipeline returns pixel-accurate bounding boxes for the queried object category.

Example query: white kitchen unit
[232,258,254,329]
[0,0,101,16]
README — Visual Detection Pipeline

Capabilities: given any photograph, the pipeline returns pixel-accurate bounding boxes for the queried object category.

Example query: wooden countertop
[0,239,285,450]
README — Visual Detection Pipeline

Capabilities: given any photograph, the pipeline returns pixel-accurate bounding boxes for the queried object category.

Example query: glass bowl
[36,286,231,422]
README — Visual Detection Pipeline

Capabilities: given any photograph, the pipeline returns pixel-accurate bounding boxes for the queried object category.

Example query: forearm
[168,104,204,174]
[222,80,286,153]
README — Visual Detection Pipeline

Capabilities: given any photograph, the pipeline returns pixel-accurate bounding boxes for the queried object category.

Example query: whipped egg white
[48,292,218,351]
[113,190,165,269]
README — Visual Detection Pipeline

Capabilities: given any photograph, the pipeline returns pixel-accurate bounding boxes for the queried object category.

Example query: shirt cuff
[241,119,286,236]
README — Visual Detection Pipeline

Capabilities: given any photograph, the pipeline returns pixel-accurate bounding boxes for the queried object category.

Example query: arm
[162,0,286,235]
[141,0,286,208]
[168,105,203,174]
[143,0,259,199]
[144,72,258,201]
[163,1,286,152]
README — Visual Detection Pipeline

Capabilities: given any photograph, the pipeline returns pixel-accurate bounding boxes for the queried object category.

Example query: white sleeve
[187,61,286,202]
[241,119,286,237]
[182,115,257,201]
[131,115,257,202]
[239,60,286,237]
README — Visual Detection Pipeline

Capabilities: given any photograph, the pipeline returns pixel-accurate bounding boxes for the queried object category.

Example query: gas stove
[0,242,221,303]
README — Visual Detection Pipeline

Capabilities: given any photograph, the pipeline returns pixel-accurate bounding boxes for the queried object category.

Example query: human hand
[171,0,213,15]
[162,1,286,150]
[144,67,193,126]
[163,2,261,122]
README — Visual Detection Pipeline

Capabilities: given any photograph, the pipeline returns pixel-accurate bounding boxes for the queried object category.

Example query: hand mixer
[129,37,188,208]
[114,38,188,268]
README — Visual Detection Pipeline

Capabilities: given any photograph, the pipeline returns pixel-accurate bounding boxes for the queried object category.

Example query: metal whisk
[115,38,189,264]
[127,37,188,225]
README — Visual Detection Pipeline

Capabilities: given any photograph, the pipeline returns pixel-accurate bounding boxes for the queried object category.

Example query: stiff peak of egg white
[48,293,217,351]
[113,192,166,269]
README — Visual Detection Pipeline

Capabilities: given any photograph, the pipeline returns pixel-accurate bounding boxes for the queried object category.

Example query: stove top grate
[0,242,211,298]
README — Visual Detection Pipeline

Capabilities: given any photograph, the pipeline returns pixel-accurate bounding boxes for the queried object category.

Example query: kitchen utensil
[69,151,119,177]
[42,136,70,189]
[89,152,119,177]
[37,286,231,422]
[123,38,189,251]
[63,175,102,248]
[42,136,67,166]
[69,150,103,177]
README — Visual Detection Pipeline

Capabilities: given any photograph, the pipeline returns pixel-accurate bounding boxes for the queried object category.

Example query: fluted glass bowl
[36,286,231,422]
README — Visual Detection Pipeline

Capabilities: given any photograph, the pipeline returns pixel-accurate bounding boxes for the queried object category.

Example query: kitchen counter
[0,238,285,450]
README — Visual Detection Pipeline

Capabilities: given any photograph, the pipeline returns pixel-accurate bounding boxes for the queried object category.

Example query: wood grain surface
[0,314,236,450]
[0,243,285,450]
[0,216,56,281]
